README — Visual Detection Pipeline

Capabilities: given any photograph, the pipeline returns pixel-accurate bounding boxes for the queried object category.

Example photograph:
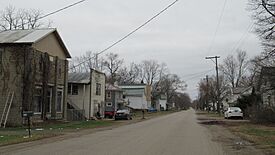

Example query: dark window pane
[72,84,78,95]
[56,91,62,112]
[33,88,42,113]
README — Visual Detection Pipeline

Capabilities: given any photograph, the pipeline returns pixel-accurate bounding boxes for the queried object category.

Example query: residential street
[3,109,225,155]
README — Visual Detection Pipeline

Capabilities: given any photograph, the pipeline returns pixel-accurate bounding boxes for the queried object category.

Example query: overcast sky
[0,0,263,99]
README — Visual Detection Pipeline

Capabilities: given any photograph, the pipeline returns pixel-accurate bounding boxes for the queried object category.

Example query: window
[46,88,52,113]
[68,84,72,94]
[56,90,63,112]
[33,88,42,113]
[49,56,54,62]
[58,63,62,79]
[33,87,52,113]
[72,84,78,95]
[106,102,112,107]
[107,91,111,98]
[96,83,101,96]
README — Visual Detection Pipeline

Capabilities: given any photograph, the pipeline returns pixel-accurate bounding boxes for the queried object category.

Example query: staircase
[0,91,14,128]
[67,98,86,121]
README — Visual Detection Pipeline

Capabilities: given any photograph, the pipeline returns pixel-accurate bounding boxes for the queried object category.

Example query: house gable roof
[68,72,90,84]
[0,28,71,58]
[118,84,147,89]
[106,83,122,91]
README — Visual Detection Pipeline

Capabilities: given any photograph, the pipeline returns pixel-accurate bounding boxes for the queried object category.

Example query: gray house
[104,83,125,118]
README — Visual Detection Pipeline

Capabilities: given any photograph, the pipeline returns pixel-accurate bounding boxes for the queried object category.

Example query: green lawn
[0,120,114,146]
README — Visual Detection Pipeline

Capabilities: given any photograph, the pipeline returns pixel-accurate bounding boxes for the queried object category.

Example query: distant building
[119,84,152,110]
[257,67,275,107]
[0,28,71,126]
[152,93,167,111]
[68,69,106,119]
[159,94,168,110]
[223,87,252,109]
[105,83,125,118]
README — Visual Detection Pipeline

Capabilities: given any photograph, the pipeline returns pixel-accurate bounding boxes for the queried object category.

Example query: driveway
[3,109,226,155]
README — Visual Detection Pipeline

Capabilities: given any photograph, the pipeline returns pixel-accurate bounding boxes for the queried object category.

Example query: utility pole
[206,75,209,113]
[205,56,221,114]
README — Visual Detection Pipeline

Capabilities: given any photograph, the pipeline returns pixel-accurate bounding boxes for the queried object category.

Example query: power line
[39,0,86,20]
[71,0,179,70]
[230,23,255,53]
[14,0,86,30]
[181,69,213,78]
[207,0,228,55]
[183,70,214,82]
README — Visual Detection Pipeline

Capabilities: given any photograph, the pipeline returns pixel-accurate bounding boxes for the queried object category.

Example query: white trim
[106,102,112,107]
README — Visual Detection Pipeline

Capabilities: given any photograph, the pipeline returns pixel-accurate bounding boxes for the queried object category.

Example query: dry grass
[197,110,275,154]
[224,121,275,154]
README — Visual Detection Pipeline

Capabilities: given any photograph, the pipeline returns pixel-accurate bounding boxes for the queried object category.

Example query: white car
[224,107,243,119]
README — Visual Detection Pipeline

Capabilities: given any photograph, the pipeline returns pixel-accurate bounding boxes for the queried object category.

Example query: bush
[251,106,275,123]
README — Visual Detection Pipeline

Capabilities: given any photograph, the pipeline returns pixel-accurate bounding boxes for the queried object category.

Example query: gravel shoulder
[196,112,265,155]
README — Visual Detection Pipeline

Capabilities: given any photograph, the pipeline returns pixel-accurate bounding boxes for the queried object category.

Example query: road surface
[4,109,224,155]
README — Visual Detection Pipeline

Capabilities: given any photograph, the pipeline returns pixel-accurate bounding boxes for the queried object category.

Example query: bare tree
[248,0,275,59]
[139,60,161,85]
[220,50,249,88]
[103,53,124,84]
[197,75,230,111]
[157,74,186,103]
[173,92,192,110]
[0,5,49,31]
[117,62,140,84]
[69,51,105,73]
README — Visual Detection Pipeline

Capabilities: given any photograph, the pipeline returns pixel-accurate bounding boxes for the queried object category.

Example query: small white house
[68,69,105,119]
[159,94,167,110]
[119,84,152,110]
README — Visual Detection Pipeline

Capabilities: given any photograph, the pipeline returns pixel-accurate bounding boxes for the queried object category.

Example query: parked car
[115,109,132,120]
[224,107,243,119]
[104,111,115,119]
[148,107,157,112]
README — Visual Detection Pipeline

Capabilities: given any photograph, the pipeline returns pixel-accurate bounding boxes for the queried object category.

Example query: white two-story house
[68,69,105,119]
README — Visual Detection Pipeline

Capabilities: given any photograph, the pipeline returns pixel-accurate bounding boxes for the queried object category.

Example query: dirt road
[2,110,230,155]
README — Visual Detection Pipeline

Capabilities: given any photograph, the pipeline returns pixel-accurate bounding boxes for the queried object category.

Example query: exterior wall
[90,69,105,117]
[105,90,124,112]
[125,96,148,109]
[261,80,275,107]
[159,99,167,110]
[105,90,115,112]
[68,84,90,118]
[0,45,25,126]
[120,85,152,110]
[67,70,106,119]
[32,50,68,120]
[0,44,68,126]
[33,33,67,60]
